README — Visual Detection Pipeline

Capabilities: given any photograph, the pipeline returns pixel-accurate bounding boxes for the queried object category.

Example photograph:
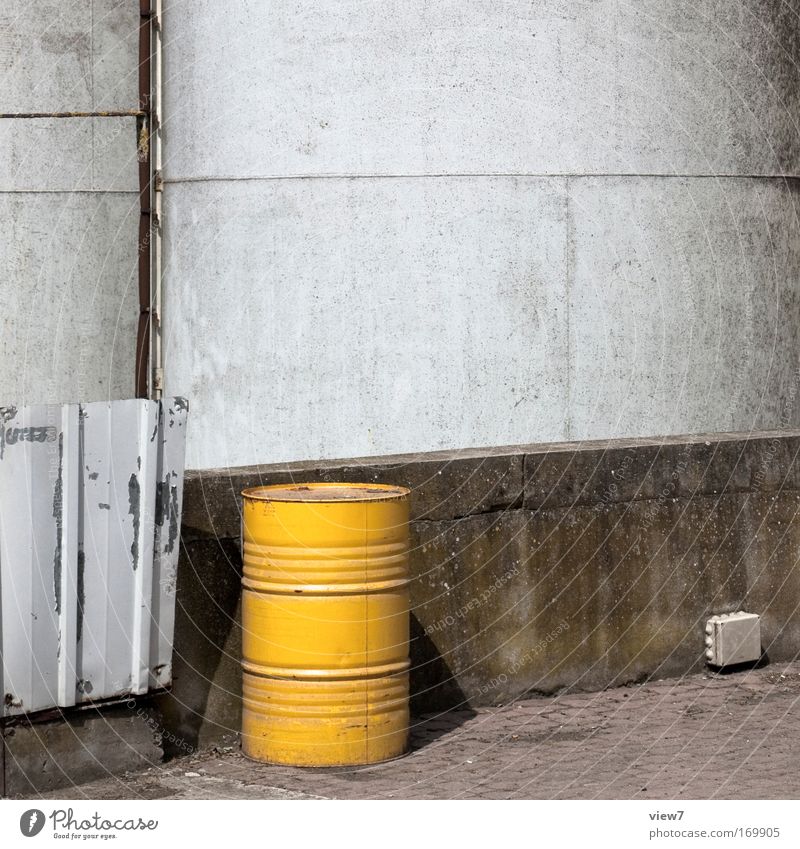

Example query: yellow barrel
[240,482,411,766]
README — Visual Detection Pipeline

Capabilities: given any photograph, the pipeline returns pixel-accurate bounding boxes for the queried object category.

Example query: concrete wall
[162,0,800,469]
[162,429,800,750]
[0,1,140,405]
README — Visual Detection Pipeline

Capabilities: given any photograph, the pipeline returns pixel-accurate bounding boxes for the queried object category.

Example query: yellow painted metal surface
[240,482,411,766]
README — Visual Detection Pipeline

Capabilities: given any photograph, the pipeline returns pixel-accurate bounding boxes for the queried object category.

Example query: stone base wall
[2,703,164,797]
[164,430,800,749]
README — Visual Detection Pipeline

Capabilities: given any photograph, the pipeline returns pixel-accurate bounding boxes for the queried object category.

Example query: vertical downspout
[135,0,153,399]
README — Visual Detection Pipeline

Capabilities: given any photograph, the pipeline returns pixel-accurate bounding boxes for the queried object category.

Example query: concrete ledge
[182,430,800,532]
[523,432,800,509]
[161,430,800,750]
[181,446,524,535]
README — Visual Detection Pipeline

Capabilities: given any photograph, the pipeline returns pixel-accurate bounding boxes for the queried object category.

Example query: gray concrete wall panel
[1,193,137,404]
[1,1,139,406]
[163,177,570,468]
[163,0,800,180]
[162,1,800,468]
[165,175,800,469]
[569,176,800,440]
[0,0,139,112]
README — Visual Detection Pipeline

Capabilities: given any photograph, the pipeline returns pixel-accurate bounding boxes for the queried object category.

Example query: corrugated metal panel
[79,400,159,702]
[0,404,79,715]
[0,398,187,718]
[150,397,188,690]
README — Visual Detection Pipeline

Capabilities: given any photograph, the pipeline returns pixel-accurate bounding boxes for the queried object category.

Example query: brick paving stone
[28,661,800,800]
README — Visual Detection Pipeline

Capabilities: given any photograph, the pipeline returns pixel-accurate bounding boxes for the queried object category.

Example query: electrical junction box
[705,612,761,667]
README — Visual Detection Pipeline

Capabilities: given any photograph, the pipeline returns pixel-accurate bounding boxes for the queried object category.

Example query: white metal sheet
[0,404,79,716]
[0,398,187,717]
[78,400,159,702]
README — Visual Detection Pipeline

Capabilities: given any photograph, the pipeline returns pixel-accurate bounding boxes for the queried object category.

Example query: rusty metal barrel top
[242,482,409,502]
[240,481,411,767]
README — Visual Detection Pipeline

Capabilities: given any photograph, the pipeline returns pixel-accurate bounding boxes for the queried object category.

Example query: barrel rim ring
[241,481,411,503]
[240,747,410,768]
[242,659,411,680]
[241,577,411,594]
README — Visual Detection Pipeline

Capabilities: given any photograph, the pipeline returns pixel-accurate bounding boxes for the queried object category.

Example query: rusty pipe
[0,110,146,119]
[135,0,153,399]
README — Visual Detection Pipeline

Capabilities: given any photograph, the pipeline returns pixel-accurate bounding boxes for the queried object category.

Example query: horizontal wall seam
[522,486,800,513]
[0,111,143,119]
[0,189,138,195]
[412,501,524,525]
[162,172,800,185]
[410,487,800,523]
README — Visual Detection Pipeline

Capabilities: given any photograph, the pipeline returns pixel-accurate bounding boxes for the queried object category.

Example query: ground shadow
[408,613,477,748]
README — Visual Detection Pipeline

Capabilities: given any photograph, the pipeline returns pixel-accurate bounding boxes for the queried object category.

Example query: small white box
[705,612,761,667]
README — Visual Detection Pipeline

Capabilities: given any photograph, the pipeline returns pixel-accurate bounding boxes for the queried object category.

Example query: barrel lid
[242,482,410,503]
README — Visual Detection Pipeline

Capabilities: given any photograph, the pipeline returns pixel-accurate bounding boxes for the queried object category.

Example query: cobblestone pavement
[39,662,800,800]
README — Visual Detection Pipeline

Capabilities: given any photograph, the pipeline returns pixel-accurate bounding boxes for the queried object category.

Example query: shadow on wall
[410,615,475,717]
[157,538,243,758]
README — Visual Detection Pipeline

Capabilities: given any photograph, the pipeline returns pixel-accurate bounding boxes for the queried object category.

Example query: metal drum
[240,482,410,766]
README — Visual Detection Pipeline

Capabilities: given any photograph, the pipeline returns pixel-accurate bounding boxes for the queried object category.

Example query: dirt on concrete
[30,661,800,800]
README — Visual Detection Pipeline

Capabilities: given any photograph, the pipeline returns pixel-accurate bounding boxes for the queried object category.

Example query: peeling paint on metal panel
[76,547,85,643]
[154,477,166,524]
[0,406,17,459]
[3,426,55,445]
[128,472,140,569]
[166,485,179,554]
[154,474,180,555]
[52,432,64,615]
